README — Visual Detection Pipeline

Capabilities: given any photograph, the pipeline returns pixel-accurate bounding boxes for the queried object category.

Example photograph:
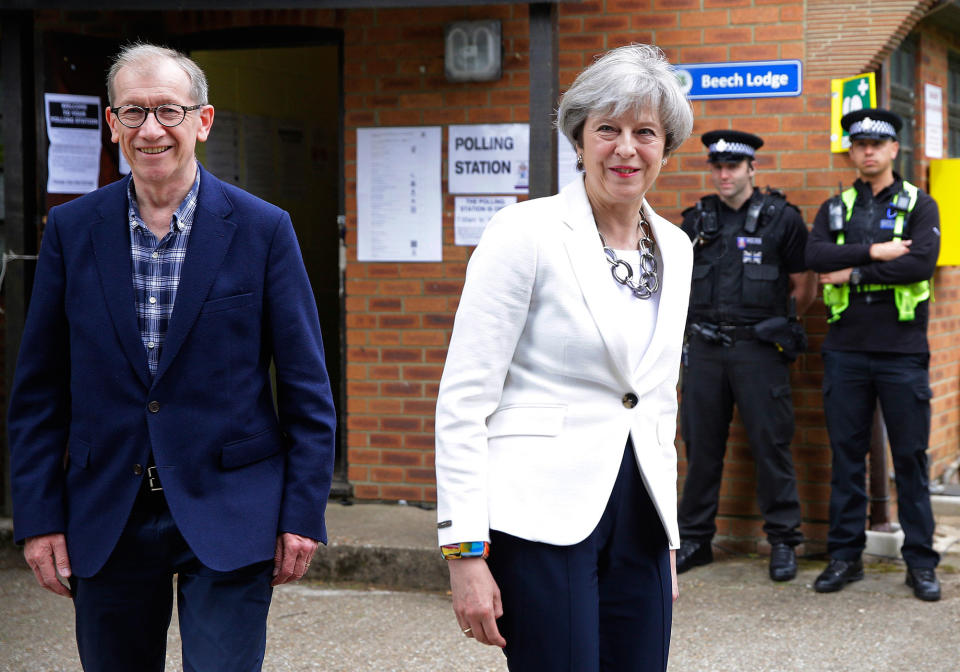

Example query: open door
[190,40,347,495]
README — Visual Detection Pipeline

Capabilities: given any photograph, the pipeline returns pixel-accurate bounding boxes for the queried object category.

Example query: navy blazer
[8,164,336,576]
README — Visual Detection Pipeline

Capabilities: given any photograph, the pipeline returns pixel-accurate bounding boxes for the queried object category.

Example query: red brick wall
[25,3,960,549]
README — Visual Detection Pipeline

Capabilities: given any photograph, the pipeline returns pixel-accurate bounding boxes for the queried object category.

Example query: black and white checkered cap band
[849,117,896,137]
[708,140,755,157]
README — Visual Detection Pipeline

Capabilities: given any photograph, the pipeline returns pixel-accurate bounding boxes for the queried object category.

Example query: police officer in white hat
[806,108,942,601]
[677,130,816,581]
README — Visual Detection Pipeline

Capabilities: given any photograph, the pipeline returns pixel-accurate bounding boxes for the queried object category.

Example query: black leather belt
[136,465,167,512]
[717,324,758,341]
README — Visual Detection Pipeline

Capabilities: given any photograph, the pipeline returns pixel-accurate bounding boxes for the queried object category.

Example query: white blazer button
[622,393,638,408]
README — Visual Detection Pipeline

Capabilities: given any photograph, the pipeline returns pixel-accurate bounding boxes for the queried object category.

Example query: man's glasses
[109,104,204,128]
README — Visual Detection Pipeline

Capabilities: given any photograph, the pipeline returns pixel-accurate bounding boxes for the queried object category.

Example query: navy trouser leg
[72,501,175,672]
[679,339,734,542]
[72,493,273,672]
[177,557,273,672]
[873,353,939,569]
[822,350,876,560]
[488,442,671,672]
[729,341,803,546]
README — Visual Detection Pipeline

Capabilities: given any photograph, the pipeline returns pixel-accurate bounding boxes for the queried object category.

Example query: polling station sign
[674,60,802,100]
[448,124,529,194]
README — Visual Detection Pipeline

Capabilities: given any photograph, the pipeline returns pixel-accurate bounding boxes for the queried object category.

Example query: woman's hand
[447,558,507,647]
[670,549,679,602]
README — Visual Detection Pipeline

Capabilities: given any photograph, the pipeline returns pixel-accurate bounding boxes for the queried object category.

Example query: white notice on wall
[448,124,529,194]
[454,196,517,246]
[924,83,944,159]
[357,126,442,262]
[557,130,580,193]
[44,93,102,194]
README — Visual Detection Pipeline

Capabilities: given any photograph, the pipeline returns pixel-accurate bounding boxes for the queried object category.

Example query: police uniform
[806,108,941,599]
[678,131,807,578]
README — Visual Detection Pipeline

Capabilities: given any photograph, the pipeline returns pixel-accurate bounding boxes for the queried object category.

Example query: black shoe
[906,567,941,602]
[769,543,797,582]
[676,539,713,574]
[814,558,864,593]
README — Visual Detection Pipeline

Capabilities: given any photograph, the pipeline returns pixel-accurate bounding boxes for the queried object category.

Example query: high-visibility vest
[822,181,931,323]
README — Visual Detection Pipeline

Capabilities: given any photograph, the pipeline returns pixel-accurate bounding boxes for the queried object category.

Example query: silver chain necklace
[597,217,659,300]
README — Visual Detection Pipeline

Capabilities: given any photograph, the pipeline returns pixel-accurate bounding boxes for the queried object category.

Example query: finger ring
[462,627,472,635]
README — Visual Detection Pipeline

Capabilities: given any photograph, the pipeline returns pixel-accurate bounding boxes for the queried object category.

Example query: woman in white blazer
[435,44,694,671]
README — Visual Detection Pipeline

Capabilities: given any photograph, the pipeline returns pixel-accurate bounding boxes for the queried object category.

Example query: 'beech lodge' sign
[673,60,803,100]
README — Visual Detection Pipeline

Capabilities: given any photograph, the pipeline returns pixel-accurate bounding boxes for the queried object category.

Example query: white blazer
[435,177,693,549]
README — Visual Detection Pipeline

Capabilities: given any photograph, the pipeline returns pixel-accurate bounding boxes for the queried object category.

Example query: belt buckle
[146,465,163,492]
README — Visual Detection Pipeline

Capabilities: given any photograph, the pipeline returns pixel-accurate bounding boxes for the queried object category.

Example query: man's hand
[818,268,852,285]
[870,239,912,261]
[24,533,72,597]
[272,532,318,586]
[447,557,506,647]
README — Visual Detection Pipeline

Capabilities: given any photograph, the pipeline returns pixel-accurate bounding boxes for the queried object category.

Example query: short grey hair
[557,44,693,156]
[107,42,209,107]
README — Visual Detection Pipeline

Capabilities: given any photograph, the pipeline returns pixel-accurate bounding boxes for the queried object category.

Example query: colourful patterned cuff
[441,541,490,560]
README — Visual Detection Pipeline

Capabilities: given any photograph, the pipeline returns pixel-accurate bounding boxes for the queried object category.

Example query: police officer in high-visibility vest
[677,130,816,581]
[806,108,942,601]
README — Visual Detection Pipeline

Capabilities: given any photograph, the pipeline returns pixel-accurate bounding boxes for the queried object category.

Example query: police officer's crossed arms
[806,108,942,602]
[676,130,817,583]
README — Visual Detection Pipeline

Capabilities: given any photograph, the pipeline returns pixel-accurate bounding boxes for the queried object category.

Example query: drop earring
[576,154,584,171]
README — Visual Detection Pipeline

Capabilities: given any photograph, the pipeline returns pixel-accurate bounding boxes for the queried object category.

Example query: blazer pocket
[487,404,567,438]
[201,292,254,315]
[221,427,283,469]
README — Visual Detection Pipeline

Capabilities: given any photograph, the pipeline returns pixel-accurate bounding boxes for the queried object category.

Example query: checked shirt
[127,169,200,377]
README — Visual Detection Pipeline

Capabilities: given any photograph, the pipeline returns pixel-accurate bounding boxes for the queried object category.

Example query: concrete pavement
[1,500,958,671]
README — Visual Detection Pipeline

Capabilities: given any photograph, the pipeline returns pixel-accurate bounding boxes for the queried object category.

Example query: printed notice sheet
[454,196,517,246]
[557,131,580,192]
[448,124,529,194]
[924,84,943,159]
[357,126,442,262]
[45,93,102,194]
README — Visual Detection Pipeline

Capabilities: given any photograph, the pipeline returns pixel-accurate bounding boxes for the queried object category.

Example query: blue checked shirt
[128,169,200,376]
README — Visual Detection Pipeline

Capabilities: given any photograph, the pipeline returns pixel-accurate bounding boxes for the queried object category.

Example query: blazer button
[622,392,639,408]
[133,464,143,476]
[148,401,161,413]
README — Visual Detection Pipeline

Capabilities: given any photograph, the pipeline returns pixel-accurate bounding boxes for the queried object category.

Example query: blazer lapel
[153,171,237,383]
[633,208,689,381]
[560,179,633,379]
[91,177,152,389]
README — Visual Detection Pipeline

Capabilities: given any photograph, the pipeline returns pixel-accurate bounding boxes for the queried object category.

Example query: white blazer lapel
[633,204,692,381]
[560,179,632,379]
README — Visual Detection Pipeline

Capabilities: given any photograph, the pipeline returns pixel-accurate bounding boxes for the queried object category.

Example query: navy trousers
[679,336,803,546]
[70,489,274,672]
[487,441,671,672]
[822,350,939,568]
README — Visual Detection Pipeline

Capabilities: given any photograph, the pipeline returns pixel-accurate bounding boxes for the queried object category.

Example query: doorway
[190,42,347,494]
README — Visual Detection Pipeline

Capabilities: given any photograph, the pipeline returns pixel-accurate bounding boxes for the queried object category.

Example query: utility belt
[689,317,807,361]
[688,322,757,347]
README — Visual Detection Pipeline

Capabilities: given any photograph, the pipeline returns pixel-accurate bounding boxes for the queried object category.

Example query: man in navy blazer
[8,43,336,671]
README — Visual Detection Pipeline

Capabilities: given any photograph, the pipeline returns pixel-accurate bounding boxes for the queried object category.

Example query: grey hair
[557,44,693,156]
[107,42,209,107]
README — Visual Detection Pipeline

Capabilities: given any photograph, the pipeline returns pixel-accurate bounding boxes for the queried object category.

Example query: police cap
[702,130,763,163]
[841,108,902,142]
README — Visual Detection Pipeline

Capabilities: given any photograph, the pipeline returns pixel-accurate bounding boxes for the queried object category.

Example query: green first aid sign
[831,73,877,152]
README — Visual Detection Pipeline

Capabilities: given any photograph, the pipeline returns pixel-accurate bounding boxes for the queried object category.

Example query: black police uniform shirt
[806,174,940,354]
[681,189,808,326]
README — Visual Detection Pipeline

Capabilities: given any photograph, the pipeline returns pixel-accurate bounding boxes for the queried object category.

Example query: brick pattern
[341,4,532,502]
[24,3,960,550]
[806,0,938,78]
